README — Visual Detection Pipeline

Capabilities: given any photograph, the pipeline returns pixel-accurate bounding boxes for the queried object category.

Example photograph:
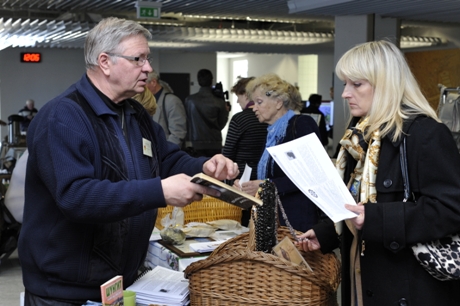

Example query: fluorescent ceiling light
[148,41,204,48]
[400,36,443,49]
[217,52,247,59]
[287,0,354,13]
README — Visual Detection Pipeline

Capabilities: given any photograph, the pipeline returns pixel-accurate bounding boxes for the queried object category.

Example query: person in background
[19,17,238,306]
[298,40,460,306]
[185,69,229,157]
[234,73,322,232]
[146,70,187,147]
[301,93,328,147]
[132,86,157,116]
[222,76,268,226]
[18,99,38,132]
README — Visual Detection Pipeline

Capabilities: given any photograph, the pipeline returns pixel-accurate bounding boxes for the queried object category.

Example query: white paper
[239,164,252,184]
[149,227,162,241]
[189,240,225,253]
[266,133,357,223]
[127,266,189,305]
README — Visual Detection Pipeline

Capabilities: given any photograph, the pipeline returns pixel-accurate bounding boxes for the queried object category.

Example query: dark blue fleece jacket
[18,74,207,302]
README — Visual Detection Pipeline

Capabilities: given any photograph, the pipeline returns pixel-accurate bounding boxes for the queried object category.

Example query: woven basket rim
[187,288,336,306]
[185,227,341,292]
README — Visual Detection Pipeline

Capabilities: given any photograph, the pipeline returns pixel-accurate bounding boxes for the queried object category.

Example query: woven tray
[184,226,340,306]
[155,195,243,229]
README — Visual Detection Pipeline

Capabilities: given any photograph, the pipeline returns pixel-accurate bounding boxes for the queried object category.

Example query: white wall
[0,47,86,139]
[157,51,218,95]
[247,53,299,85]
[0,48,334,142]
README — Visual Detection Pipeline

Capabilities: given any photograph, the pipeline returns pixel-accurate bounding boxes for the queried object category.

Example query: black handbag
[400,136,460,281]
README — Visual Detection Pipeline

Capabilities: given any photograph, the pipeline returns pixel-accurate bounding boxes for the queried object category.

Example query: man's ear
[98,53,112,76]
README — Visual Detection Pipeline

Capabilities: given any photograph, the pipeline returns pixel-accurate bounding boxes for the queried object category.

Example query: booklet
[272,237,313,272]
[100,275,123,306]
[266,133,357,223]
[190,173,262,209]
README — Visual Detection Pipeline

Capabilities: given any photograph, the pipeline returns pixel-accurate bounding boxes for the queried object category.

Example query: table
[144,239,210,272]
[144,227,249,272]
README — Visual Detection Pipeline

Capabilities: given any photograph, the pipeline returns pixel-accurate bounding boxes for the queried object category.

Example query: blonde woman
[298,40,460,305]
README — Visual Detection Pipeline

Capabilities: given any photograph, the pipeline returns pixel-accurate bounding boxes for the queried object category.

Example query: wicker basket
[184,226,341,306]
[155,195,243,229]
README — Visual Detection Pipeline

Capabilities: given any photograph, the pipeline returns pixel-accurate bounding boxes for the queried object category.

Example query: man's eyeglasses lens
[108,53,151,66]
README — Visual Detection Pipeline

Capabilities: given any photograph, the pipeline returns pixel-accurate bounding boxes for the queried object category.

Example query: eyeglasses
[107,53,152,66]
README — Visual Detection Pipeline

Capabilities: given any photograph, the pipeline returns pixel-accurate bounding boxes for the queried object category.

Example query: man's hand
[203,154,239,180]
[161,174,222,207]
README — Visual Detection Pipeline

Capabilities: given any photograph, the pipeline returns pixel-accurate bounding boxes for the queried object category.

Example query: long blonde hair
[336,40,439,141]
[132,87,157,116]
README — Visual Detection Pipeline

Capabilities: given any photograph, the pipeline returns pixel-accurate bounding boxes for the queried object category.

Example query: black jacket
[314,116,460,306]
[185,87,229,150]
[267,114,322,232]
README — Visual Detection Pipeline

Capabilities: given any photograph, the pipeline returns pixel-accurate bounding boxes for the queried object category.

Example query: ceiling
[1,0,460,53]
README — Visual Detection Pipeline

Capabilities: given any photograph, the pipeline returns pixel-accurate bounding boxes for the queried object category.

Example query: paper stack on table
[188,240,225,253]
[127,266,190,306]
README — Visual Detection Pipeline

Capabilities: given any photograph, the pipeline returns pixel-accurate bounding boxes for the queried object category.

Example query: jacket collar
[389,115,426,148]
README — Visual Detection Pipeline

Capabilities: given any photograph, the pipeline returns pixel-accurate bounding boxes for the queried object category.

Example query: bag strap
[291,114,298,139]
[161,92,171,130]
[399,136,411,202]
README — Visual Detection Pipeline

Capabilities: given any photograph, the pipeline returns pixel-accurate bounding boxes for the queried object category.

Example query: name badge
[142,138,153,157]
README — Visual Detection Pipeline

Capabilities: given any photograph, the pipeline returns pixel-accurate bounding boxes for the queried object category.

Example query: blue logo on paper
[308,189,318,198]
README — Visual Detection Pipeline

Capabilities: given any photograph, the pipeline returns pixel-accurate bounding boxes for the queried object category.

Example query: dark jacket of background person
[267,114,321,232]
[185,86,229,154]
[313,116,460,306]
[301,94,328,146]
[223,108,268,180]
[18,74,208,302]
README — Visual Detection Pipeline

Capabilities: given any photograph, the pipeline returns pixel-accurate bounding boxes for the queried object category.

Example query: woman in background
[223,77,268,226]
[234,73,322,232]
[298,40,460,306]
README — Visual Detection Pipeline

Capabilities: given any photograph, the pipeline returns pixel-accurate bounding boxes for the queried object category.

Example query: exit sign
[136,1,161,19]
[139,7,159,18]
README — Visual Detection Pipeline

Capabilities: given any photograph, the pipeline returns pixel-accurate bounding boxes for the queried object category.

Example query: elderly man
[146,70,187,147]
[19,17,238,306]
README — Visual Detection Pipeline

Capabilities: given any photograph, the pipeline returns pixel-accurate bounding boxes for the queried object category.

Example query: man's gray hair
[84,17,152,70]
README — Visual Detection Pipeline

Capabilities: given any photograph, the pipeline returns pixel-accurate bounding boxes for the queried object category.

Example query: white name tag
[142,138,153,157]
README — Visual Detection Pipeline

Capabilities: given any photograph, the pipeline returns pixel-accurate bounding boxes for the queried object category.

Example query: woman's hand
[296,229,321,252]
[233,179,242,190]
[239,180,264,197]
[345,202,365,230]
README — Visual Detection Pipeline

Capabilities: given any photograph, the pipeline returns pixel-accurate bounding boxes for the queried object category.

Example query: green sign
[139,7,159,19]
